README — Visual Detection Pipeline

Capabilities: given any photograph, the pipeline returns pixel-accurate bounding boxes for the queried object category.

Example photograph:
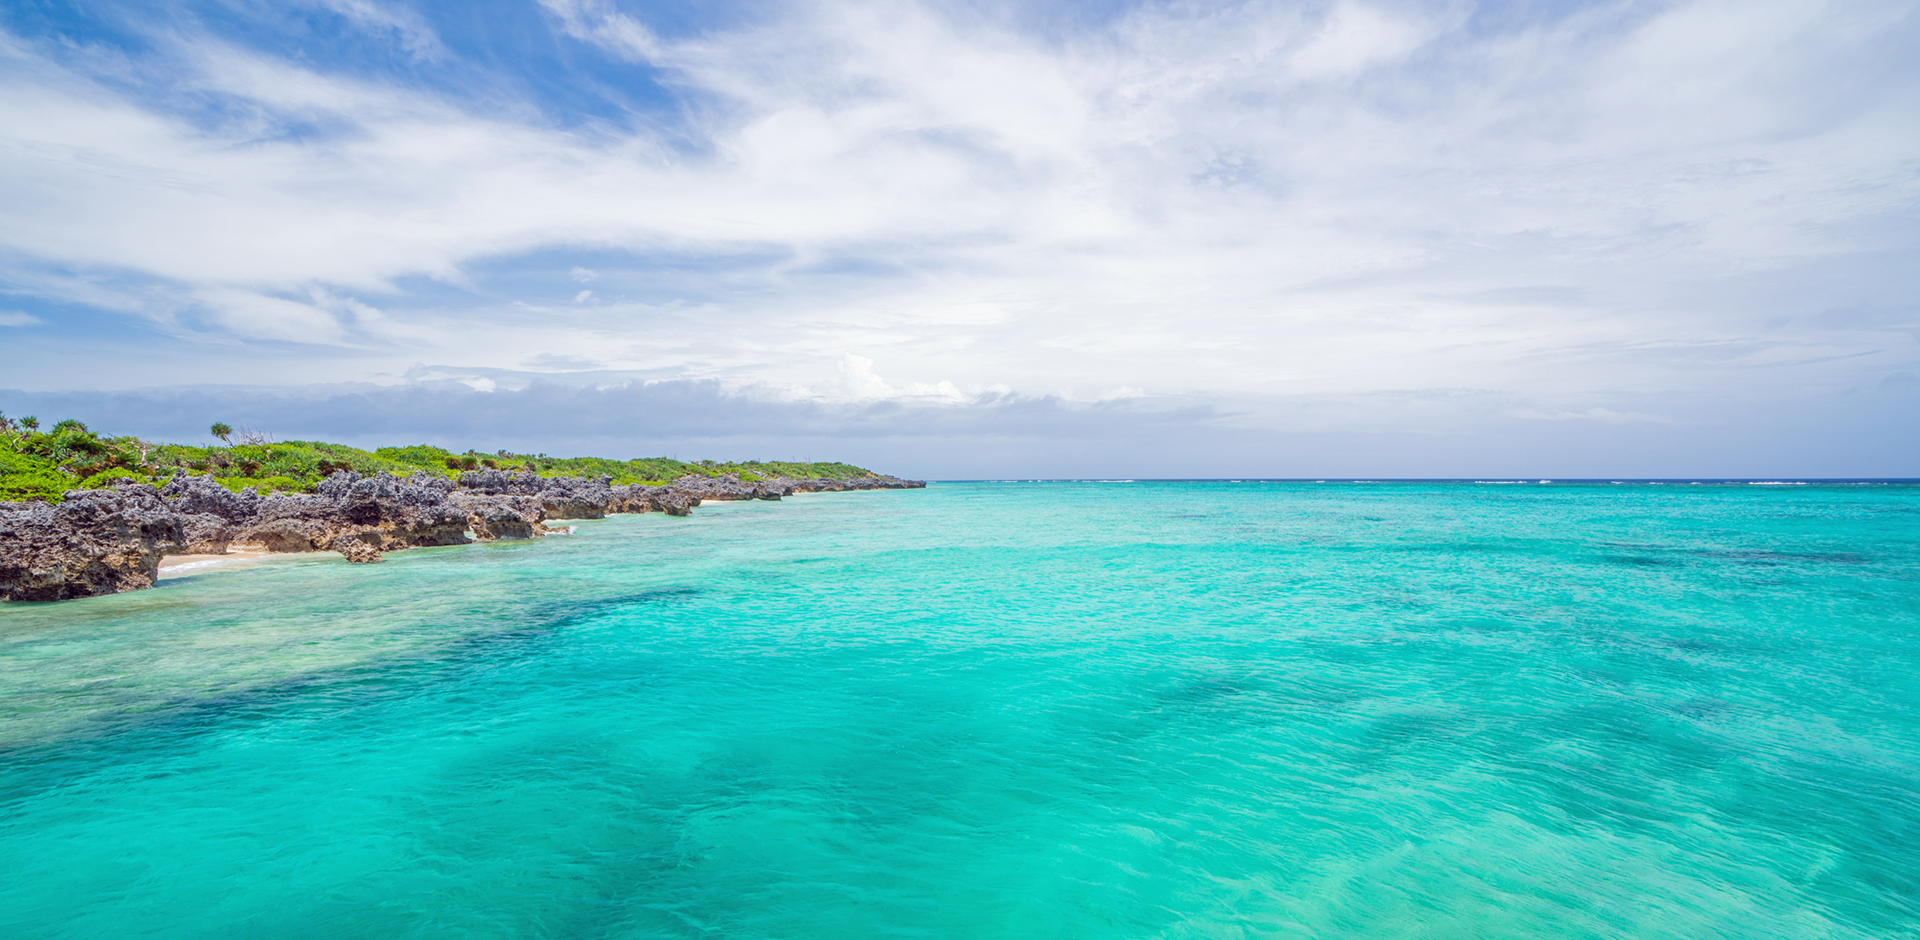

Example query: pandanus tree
[210,422,232,444]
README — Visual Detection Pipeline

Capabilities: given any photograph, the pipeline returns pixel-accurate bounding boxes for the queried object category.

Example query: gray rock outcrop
[160,473,261,521]
[0,485,187,601]
[237,477,472,555]
[329,534,383,564]
[181,514,235,554]
[3,468,924,601]
[673,473,789,502]
[447,491,547,540]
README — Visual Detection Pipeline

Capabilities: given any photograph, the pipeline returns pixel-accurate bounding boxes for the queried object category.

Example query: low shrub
[78,468,143,490]
[2,419,881,500]
[0,472,72,503]
[215,475,308,495]
[376,444,455,467]
[0,449,75,503]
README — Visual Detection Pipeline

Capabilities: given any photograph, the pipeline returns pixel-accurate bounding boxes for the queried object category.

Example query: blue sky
[1,0,1916,477]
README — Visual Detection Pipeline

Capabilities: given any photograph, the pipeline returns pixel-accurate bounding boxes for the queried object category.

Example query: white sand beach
[157,552,271,578]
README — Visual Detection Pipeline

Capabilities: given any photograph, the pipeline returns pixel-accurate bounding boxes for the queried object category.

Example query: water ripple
[1,482,1917,938]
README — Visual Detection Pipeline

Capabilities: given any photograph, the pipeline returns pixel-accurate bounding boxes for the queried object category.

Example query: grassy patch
[215,475,309,495]
[0,413,883,504]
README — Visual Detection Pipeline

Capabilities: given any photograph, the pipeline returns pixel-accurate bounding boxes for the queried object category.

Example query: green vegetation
[0,412,880,504]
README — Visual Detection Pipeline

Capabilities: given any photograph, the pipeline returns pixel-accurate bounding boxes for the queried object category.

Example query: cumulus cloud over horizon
[1,0,1916,473]
[4,375,1914,479]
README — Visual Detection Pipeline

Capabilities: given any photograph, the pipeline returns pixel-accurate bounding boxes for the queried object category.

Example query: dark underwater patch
[1698,549,1871,565]
[0,586,707,796]
[519,587,703,629]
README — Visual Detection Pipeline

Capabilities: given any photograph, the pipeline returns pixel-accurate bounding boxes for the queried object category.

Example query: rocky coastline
[0,469,924,602]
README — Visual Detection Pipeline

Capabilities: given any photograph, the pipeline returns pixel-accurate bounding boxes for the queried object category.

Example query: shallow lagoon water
[2,481,1917,938]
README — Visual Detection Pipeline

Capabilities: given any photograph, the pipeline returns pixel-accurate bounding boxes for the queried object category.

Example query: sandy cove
[157,551,271,578]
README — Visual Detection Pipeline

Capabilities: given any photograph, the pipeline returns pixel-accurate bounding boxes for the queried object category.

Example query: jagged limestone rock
[2,469,924,601]
[0,486,186,601]
[159,473,260,521]
[448,492,547,540]
[329,534,382,564]
[181,513,234,554]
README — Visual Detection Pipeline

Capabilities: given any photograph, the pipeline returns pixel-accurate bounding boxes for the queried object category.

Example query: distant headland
[0,415,923,603]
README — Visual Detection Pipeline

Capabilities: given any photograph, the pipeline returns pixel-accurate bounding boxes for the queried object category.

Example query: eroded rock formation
[237,472,474,554]
[1,468,923,602]
[0,486,187,601]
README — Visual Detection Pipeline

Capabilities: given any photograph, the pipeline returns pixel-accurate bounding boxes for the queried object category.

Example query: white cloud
[307,0,446,61]
[192,289,347,344]
[1514,407,1680,424]
[538,0,665,61]
[831,353,968,402]
[0,0,1913,448]
[3,378,1909,478]
[836,354,893,398]
[1289,2,1438,78]
[0,311,41,327]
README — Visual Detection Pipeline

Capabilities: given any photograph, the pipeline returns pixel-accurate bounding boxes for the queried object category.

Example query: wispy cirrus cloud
[306,0,448,61]
[0,0,1915,472]
[538,0,665,60]
[1515,407,1679,425]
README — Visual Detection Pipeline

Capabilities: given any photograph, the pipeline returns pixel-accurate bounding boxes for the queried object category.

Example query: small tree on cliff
[210,422,233,444]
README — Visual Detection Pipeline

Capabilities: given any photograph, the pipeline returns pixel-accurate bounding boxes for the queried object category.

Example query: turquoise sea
[2,481,1918,938]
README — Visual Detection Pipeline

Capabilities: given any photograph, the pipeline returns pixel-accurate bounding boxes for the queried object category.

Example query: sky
[1,0,1916,478]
